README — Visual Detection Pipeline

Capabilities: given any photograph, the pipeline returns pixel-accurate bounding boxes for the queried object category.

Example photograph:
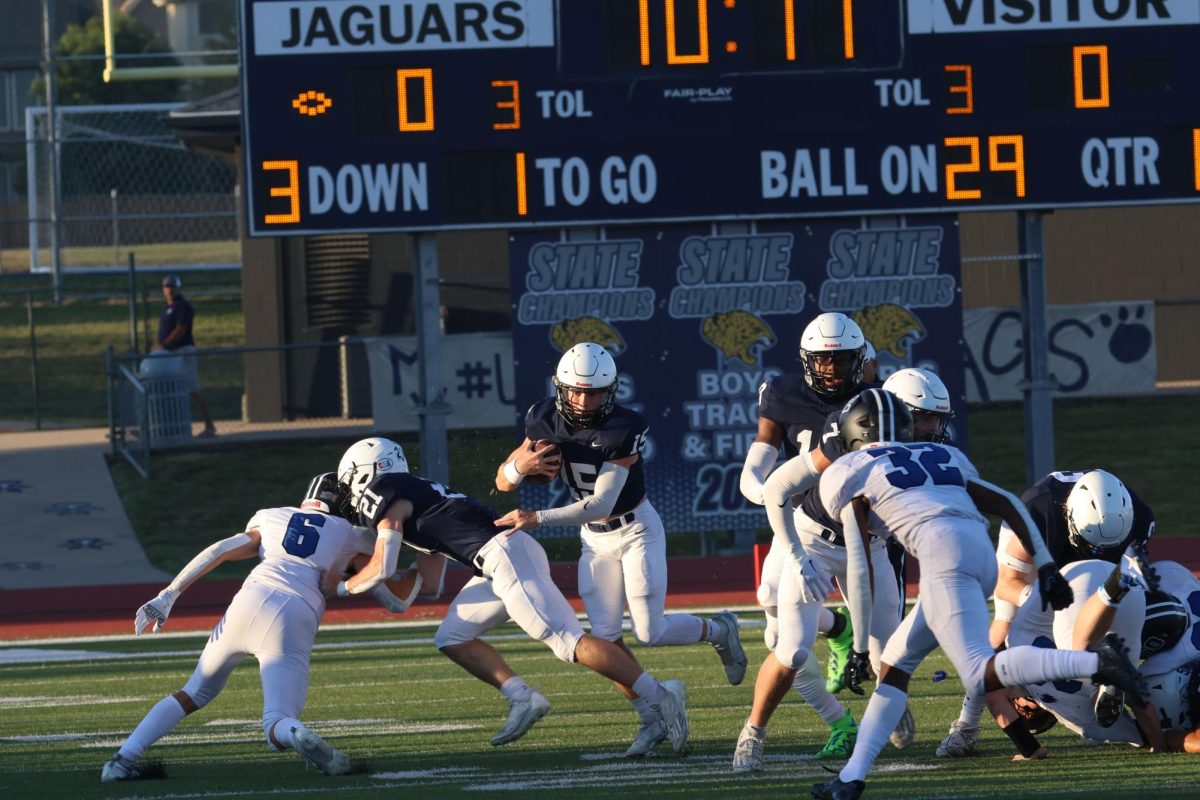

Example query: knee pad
[763,608,779,650]
[774,644,811,672]
[633,618,666,647]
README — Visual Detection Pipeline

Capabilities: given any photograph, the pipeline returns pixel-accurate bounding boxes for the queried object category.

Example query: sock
[653,613,705,645]
[632,672,666,705]
[793,654,846,724]
[271,717,304,749]
[822,607,844,638]
[632,696,655,721]
[500,676,533,703]
[118,695,188,761]
[956,691,986,728]
[993,647,1099,687]
[704,615,726,643]
[839,683,907,784]
[742,720,767,740]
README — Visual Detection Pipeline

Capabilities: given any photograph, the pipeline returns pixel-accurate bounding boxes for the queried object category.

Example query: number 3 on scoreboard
[943,135,1026,201]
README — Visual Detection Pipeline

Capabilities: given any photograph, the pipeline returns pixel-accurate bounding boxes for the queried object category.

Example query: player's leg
[865,539,915,749]
[103,591,254,781]
[622,509,746,684]
[758,540,784,649]
[436,574,549,746]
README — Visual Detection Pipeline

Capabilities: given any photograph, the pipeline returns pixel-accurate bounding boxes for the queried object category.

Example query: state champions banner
[508,217,964,536]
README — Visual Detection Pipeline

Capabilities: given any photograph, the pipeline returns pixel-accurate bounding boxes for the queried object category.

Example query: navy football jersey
[1021,471,1154,566]
[355,473,499,573]
[798,410,850,538]
[757,373,867,459]
[524,398,648,517]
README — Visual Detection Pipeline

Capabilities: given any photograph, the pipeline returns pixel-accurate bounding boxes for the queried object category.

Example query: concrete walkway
[0,429,170,589]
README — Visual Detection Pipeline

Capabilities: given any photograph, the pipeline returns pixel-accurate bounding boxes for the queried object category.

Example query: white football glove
[791,555,834,604]
[135,587,179,635]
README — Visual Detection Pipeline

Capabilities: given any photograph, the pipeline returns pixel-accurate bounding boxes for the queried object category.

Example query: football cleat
[491,689,551,746]
[624,714,668,758]
[811,777,866,800]
[825,607,854,694]
[1094,683,1124,728]
[732,724,765,772]
[293,726,351,776]
[711,610,748,686]
[935,720,979,757]
[657,680,690,754]
[814,713,857,760]
[1091,634,1150,706]
[889,704,916,749]
[100,753,140,783]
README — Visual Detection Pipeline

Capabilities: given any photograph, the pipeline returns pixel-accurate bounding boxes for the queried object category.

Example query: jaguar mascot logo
[550,316,626,355]
[701,310,777,366]
[854,304,926,360]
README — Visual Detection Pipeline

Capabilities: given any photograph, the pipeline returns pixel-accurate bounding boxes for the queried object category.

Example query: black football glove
[845,650,873,696]
[1037,564,1073,611]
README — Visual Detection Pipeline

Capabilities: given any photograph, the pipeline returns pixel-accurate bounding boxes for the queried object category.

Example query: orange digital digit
[988,135,1026,197]
[261,160,300,224]
[515,152,528,216]
[784,0,796,61]
[1073,45,1110,109]
[396,68,435,131]
[945,65,974,115]
[842,0,855,60]
[1193,129,1200,191]
[638,0,651,66]
[943,137,982,200]
[492,80,520,130]
[666,0,709,65]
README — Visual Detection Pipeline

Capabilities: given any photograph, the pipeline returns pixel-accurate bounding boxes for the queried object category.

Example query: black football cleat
[811,777,866,800]
[1091,634,1149,707]
[1093,683,1124,728]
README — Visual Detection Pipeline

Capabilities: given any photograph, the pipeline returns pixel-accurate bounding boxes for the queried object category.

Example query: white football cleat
[624,714,668,758]
[491,689,551,746]
[732,724,765,772]
[710,610,747,686]
[293,726,351,776]
[889,704,916,749]
[935,720,979,758]
[657,680,690,754]
[100,753,140,783]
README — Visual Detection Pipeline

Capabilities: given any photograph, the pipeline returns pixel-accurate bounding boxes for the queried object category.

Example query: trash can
[138,353,193,446]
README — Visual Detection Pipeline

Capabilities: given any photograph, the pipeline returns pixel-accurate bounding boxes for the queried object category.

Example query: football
[524,440,560,486]
[385,567,421,600]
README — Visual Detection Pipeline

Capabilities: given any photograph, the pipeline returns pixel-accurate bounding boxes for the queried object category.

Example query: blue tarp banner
[508,218,963,536]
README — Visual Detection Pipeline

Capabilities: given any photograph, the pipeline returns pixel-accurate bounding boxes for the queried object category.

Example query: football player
[494,342,742,757]
[734,313,910,771]
[101,474,399,782]
[937,467,1154,757]
[335,437,690,753]
[811,389,1147,800]
[880,367,954,444]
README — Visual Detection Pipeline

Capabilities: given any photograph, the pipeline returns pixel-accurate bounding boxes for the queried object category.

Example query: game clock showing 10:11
[240,0,1200,235]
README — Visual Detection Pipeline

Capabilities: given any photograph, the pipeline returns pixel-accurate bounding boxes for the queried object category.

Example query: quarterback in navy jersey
[495,342,744,758]
[735,312,919,771]
[334,437,690,753]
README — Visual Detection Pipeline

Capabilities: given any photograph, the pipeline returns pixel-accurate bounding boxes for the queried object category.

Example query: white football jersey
[819,442,984,556]
[244,506,373,615]
[1145,661,1198,731]
[1140,560,1200,676]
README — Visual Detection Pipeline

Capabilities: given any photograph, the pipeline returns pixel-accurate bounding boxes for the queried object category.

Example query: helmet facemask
[301,472,353,519]
[800,347,865,398]
[553,342,619,429]
[554,378,617,429]
[837,389,915,452]
[912,409,954,443]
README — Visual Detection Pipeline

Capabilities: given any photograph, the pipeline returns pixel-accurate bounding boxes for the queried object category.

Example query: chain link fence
[13,103,237,272]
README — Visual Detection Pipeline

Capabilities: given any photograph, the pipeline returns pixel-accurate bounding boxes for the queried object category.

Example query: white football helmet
[337,437,408,504]
[798,312,866,397]
[553,342,618,428]
[1065,470,1133,556]
[882,367,955,442]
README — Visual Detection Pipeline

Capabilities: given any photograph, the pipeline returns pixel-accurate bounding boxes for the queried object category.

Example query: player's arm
[339,499,412,596]
[495,438,561,491]
[134,529,262,635]
[967,478,1072,611]
[740,415,784,504]
[495,454,635,531]
[839,497,875,694]
[416,551,447,598]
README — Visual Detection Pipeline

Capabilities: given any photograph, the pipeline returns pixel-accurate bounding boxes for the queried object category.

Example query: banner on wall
[507,218,965,536]
[364,332,516,431]
[963,301,1156,402]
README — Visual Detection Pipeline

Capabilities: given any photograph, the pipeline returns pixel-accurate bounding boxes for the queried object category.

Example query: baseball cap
[162,274,182,288]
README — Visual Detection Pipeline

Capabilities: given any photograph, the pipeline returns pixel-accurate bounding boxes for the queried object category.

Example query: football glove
[845,650,873,696]
[1129,542,1160,591]
[135,587,179,635]
[1036,564,1073,612]
[791,554,834,605]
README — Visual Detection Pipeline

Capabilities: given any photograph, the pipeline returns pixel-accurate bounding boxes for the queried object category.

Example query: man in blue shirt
[156,274,215,437]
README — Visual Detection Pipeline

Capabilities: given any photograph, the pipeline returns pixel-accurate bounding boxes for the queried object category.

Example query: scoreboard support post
[412,232,450,484]
[1018,210,1057,486]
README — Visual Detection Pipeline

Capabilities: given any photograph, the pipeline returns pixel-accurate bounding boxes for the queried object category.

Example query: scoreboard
[238,0,1200,235]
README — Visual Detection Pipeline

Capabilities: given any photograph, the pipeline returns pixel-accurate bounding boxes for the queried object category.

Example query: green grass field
[0,617,1192,800]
